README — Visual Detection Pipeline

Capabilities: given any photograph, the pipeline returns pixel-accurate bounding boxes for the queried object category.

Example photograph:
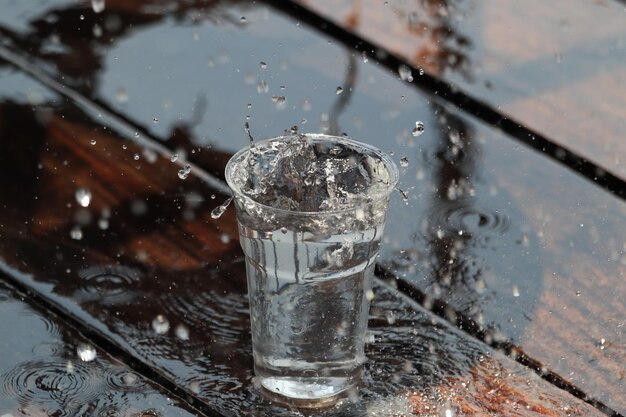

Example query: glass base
[255,375,354,408]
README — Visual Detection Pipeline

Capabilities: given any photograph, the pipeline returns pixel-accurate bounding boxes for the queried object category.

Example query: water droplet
[361,51,369,63]
[576,290,582,297]
[170,154,179,162]
[115,88,128,103]
[133,153,140,161]
[70,226,83,240]
[152,314,170,334]
[152,117,159,124]
[400,157,409,168]
[398,64,413,82]
[280,226,288,234]
[366,289,374,301]
[98,218,109,230]
[91,0,105,13]
[512,285,520,297]
[75,188,91,207]
[122,144,128,150]
[412,121,425,137]
[419,68,424,75]
[336,86,344,95]
[90,139,97,145]
[257,80,269,94]
[220,233,231,244]
[175,324,190,340]
[79,14,85,20]
[271,95,286,103]
[178,165,192,180]
[240,16,246,23]
[259,61,267,69]
[77,343,97,362]
[92,24,102,37]
[300,118,307,124]
[142,148,158,163]
[210,196,233,219]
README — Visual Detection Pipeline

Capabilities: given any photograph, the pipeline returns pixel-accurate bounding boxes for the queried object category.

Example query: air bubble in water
[211,196,233,219]
[398,64,413,82]
[76,188,92,207]
[175,324,190,340]
[400,157,409,168]
[77,343,97,362]
[412,121,425,137]
[152,314,170,334]
[259,61,267,69]
[336,86,344,95]
[91,0,105,13]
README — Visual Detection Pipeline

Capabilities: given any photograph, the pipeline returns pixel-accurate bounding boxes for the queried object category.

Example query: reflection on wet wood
[0,280,200,417]
[0,103,605,416]
[296,0,626,181]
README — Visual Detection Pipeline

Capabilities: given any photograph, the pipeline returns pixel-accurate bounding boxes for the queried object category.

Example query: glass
[225,134,398,407]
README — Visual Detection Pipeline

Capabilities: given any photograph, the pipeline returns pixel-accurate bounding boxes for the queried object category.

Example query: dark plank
[295,0,626,181]
[0,98,605,415]
[0,279,202,417]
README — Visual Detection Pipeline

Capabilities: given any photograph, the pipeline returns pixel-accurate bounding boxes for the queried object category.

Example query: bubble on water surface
[77,343,97,362]
[75,188,92,207]
[91,0,105,13]
[412,121,425,137]
[152,315,170,335]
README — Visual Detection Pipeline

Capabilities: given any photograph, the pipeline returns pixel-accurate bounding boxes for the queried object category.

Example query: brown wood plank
[297,0,626,181]
[0,279,202,417]
[0,98,606,415]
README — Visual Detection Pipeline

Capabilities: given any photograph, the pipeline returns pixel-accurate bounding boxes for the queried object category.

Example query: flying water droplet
[512,285,520,297]
[70,226,83,240]
[175,324,190,340]
[77,343,97,362]
[398,64,413,82]
[361,51,369,63]
[336,86,344,95]
[240,16,246,23]
[412,121,425,137]
[133,153,140,161]
[76,188,92,207]
[152,314,170,334]
[257,80,269,94]
[91,0,105,13]
[211,196,233,219]
[152,117,159,124]
[178,164,192,180]
[272,95,286,103]
[259,61,267,69]
[90,139,97,145]
[115,88,128,103]
[400,157,409,168]
[170,154,179,162]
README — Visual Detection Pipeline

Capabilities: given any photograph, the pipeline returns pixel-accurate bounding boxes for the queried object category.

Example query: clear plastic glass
[225,134,398,407]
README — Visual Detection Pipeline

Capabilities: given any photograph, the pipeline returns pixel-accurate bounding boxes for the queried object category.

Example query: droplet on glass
[91,0,105,13]
[75,188,92,207]
[152,314,170,335]
[412,121,425,137]
[336,86,344,95]
[77,343,97,362]
[175,324,190,340]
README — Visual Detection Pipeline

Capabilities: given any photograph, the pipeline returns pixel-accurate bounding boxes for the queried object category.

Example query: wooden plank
[0,279,202,417]
[0,100,606,415]
[296,0,626,181]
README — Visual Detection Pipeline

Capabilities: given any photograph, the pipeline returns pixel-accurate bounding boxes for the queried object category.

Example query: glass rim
[224,133,399,216]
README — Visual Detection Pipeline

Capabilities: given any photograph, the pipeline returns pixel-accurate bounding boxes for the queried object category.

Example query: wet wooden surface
[0,280,201,417]
[297,0,626,181]
[0,102,604,416]
[0,0,624,415]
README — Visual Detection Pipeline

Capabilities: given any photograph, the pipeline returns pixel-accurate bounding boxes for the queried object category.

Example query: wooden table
[0,0,623,415]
